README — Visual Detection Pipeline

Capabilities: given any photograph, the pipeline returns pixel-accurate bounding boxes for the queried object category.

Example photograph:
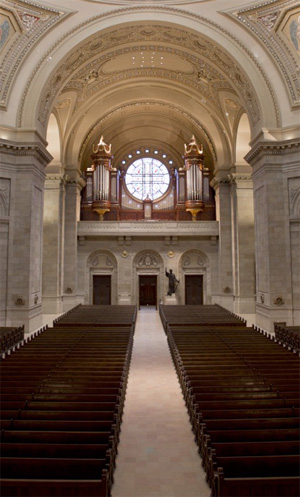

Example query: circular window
[125,157,170,201]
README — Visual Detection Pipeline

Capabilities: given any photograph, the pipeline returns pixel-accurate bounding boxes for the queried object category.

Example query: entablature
[77,220,219,239]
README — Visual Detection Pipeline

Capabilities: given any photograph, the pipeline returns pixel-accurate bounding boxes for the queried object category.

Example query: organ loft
[0,0,299,495]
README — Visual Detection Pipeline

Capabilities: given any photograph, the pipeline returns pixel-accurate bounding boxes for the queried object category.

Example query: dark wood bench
[0,477,108,497]
[211,455,300,497]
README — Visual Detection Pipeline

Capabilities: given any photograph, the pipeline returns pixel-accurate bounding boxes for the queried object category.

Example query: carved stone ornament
[106,257,113,267]
[288,177,300,216]
[65,287,73,294]
[183,256,191,266]
[138,252,158,267]
[197,256,205,267]
[0,178,11,216]
[91,256,99,266]
[15,296,25,306]
[274,296,285,306]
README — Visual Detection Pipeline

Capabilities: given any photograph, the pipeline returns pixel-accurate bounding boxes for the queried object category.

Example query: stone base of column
[164,294,177,305]
[42,296,64,314]
[256,303,296,333]
[233,296,255,315]
[6,304,43,333]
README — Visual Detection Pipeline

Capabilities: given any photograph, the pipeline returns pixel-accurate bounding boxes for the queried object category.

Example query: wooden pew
[212,455,300,497]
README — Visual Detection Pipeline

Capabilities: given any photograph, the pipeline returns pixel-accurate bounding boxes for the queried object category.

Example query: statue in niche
[165,269,179,296]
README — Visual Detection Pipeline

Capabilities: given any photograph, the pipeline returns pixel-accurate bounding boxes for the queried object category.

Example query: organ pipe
[183,135,206,221]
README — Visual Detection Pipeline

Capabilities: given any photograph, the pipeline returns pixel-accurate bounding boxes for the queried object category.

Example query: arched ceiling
[1,0,299,175]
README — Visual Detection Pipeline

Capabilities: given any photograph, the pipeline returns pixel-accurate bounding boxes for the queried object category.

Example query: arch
[178,249,211,305]
[132,249,164,307]
[235,112,251,164]
[85,249,118,304]
[46,113,61,166]
[17,10,280,144]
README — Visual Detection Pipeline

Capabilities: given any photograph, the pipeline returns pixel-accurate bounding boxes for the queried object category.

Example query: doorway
[185,275,203,305]
[93,275,111,305]
[139,275,157,308]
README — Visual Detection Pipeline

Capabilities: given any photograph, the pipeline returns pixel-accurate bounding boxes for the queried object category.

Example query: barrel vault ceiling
[1,0,299,172]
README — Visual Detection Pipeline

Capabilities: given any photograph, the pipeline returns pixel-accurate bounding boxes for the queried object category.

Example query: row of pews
[0,326,24,356]
[0,305,137,497]
[160,304,300,497]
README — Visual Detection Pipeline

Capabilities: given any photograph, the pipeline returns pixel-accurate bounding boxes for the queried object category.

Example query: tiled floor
[112,307,210,497]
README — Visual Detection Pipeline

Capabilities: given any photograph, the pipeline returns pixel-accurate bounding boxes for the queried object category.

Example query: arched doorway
[179,250,210,305]
[86,250,117,305]
[133,250,164,309]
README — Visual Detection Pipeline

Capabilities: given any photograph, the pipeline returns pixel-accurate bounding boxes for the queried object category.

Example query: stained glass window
[125,157,170,200]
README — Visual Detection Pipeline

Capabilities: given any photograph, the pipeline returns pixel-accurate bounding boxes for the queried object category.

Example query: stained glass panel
[125,157,170,200]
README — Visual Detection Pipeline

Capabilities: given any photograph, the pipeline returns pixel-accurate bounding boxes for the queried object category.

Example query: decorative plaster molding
[85,1,210,4]
[0,0,73,108]
[78,101,217,163]
[77,220,219,237]
[17,6,272,129]
[225,0,300,107]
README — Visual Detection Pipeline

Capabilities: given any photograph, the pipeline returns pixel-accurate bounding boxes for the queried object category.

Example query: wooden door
[93,275,111,305]
[185,275,203,305]
[139,275,157,307]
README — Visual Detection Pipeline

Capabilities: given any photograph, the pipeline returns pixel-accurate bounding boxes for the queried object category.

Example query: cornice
[245,137,300,164]
[0,138,53,165]
[17,5,275,128]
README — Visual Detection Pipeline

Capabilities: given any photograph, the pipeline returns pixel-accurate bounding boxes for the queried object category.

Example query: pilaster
[0,134,52,332]
[229,169,255,314]
[42,174,67,314]
[245,137,300,329]
[212,174,234,311]
[63,171,85,311]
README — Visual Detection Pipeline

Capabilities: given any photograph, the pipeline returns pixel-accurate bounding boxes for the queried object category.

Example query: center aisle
[112,307,210,497]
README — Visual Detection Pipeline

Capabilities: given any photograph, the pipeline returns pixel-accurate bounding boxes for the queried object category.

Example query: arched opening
[235,113,251,164]
[46,113,61,169]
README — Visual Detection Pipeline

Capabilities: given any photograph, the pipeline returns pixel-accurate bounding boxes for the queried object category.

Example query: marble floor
[111,307,210,497]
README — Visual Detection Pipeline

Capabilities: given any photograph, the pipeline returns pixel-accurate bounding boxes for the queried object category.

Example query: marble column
[229,169,256,314]
[212,175,234,310]
[0,136,52,332]
[246,137,300,330]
